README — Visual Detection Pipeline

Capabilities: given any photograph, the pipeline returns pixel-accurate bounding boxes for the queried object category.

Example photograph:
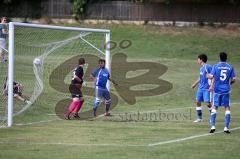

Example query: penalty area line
[148,127,240,147]
[15,119,61,126]
[0,141,146,147]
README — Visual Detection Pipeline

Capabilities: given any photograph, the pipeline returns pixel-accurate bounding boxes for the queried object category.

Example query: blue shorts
[213,93,230,107]
[95,87,111,101]
[196,89,211,103]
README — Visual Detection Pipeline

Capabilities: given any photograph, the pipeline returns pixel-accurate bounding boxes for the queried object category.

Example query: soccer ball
[33,58,41,65]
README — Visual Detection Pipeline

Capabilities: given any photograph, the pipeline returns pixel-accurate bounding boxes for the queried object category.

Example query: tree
[72,0,87,20]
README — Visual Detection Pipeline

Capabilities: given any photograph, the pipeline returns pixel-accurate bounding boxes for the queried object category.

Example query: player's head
[1,17,7,23]
[197,54,208,64]
[219,52,227,62]
[98,59,105,68]
[78,58,85,65]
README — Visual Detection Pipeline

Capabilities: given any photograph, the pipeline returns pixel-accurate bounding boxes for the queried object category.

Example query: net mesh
[0,25,107,125]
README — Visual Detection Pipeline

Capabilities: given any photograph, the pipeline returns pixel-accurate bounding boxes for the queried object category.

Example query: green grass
[0,24,240,159]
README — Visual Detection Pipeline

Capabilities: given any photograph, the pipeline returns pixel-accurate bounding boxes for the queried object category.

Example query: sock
[208,106,212,113]
[207,104,212,113]
[225,110,231,129]
[68,100,79,113]
[75,100,84,113]
[210,109,217,127]
[93,98,100,110]
[105,99,111,112]
[93,98,100,116]
[196,106,202,119]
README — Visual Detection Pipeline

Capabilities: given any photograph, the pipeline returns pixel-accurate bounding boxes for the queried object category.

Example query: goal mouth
[0,22,110,127]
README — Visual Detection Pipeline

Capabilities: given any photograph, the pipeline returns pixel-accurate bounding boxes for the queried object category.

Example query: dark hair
[1,17,7,22]
[78,58,85,65]
[198,54,208,63]
[219,52,227,62]
[98,59,105,64]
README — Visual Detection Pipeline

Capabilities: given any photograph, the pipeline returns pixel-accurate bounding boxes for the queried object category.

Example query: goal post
[7,22,14,127]
[4,22,111,127]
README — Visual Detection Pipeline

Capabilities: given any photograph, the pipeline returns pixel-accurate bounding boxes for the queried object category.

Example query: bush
[72,0,87,20]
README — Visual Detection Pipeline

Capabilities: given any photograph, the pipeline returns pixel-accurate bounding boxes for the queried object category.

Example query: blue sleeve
[207,65,212,74]
[91,69,99,77]
[210,65,216,76]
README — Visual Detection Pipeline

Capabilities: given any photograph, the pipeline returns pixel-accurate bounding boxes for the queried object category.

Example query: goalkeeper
[64,58,85,120]
[3,77,31,104]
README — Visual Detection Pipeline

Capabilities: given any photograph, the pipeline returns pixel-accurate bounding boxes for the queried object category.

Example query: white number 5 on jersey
[220,70,227,81]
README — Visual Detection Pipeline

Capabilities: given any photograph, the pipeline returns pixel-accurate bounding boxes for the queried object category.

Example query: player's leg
[65,84,81,119]
[13,86,31,104]
[93,87,102,117]
[14,94,31,104]
[209,93,220,133]
[203,90,212,113]
[73,97,84,119]
[0,39,7,62]
[194,89,203,122]
[103,89,111,116]
[64,97,80,120]
[0,49,4,62]
[223,94,231,133]
[73,87,84,119]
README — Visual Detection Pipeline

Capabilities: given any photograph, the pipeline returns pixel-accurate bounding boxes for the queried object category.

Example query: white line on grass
[0,141,146,147]
[15,119,61,126]
[0,127,239,147]
[148,127,240,147]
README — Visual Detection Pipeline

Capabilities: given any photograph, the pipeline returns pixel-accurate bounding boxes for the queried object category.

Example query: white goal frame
[7,22,111,127]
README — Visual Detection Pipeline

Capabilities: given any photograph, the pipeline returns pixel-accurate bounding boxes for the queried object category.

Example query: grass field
[0,24,240,159]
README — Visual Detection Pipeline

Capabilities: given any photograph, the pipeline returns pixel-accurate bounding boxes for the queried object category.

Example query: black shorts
[13,87,22,97]
[4,86,22,97]
[69,84,83,98]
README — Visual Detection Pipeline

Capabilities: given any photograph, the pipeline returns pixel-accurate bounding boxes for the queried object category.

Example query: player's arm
[209,77,214,92]
[73,75,82,83]
[90,69,98,82]
[73,68,83,83]
[230,68,236,85]
[230,79,236,85]
[191,77,200,89]
[90,74,96,81]
[109,78,118,86]
[206,73,214,79]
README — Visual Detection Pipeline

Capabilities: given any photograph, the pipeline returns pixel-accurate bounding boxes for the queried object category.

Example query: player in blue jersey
[91,59,118,117]
[207,52,236,133]
[191,54,212,122]
[0,17,8,62]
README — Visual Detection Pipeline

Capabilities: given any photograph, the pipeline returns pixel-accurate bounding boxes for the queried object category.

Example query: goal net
[0,22,110,127]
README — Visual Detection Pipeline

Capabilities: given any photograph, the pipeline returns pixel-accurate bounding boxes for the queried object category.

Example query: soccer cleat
[193,119,203,123]
[26,100,32,104]
[104,112,111,117]
[64,112,70,120]
[73,113,80,119]
[224,127,231,134]
[209,126,216,133]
